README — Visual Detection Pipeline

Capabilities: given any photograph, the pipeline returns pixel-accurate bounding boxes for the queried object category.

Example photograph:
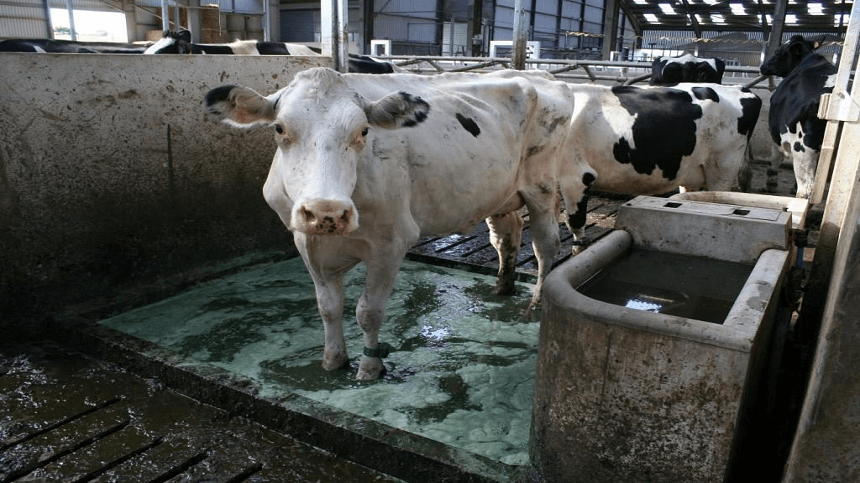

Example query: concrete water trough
[532,194,809,482]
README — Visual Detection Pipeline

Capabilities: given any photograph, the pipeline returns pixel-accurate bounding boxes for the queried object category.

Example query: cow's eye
[361,127,369,137]
[273,124,284,134]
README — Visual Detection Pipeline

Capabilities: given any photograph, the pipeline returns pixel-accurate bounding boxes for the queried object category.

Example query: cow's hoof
[322,351,349,371]
[494,281,516,296]
[356,357,385,380]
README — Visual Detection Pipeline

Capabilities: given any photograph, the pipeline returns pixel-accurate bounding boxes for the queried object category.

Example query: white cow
[205,68,594,379]
[560,82,762,243]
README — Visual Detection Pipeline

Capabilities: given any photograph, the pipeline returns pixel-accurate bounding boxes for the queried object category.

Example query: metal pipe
[160,0,169,31]
[65,0,76,41]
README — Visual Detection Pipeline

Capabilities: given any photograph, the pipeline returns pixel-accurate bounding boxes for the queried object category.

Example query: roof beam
[678,0,701,38]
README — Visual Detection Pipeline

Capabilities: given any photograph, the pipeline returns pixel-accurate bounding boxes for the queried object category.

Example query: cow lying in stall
[561,82,762,246]
[650,53,726,85]
[0,38,150,53]
[760,35,836,199]
[205,68,595,379]
[146,30,401,74]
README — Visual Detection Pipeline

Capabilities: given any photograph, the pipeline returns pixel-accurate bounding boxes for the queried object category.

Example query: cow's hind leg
[793,148,818,199]
[767,144,787,193]
[486,211,524,296]
[520,191,562,307]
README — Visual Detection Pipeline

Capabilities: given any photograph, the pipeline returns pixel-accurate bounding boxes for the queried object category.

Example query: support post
[511,0,528,70]
[321,0,349,72]
[601,0,619,60]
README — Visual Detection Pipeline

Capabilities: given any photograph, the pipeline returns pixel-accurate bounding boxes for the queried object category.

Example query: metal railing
[381,54,772,90]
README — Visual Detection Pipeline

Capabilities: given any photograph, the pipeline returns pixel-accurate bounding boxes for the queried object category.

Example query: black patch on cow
[692,87,719,102]
[258,42,290,55]
[456,113,481,137]
[738,96,762,137]
[794,141,806,152]
[567,195,590,230]
[610,86,701,180]
[582,172,596,186]
[398,93,430,127]
[348,54,396,74]
[205,85,238,111]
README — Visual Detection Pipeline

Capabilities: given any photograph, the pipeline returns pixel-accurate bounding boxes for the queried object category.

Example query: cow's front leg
[564,193,590,253]
[355,258,404,380]
[486,211,524,296]
[312,276,349,370]
[297,235,353,371]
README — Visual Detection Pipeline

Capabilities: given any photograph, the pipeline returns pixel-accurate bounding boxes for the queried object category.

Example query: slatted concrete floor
[0,340,402,483]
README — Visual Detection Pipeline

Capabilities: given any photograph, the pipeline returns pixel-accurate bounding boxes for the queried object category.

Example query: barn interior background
[1,1,858,482]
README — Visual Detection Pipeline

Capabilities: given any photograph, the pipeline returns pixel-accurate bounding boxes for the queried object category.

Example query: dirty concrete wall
[0,53,329,324]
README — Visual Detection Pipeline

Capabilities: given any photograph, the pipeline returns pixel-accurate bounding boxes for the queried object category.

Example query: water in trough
[99,257,539,465]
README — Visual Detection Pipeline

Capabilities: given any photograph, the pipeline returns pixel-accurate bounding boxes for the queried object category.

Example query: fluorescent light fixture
[659,3,676,14]
[808,3,824,15]
[644,13,660,23]
[730,3,746,15]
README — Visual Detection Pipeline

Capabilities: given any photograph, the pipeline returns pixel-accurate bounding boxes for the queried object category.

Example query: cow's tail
[738,135,755,193]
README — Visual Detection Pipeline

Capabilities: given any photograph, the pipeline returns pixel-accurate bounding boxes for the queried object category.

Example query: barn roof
[619,0,851,34]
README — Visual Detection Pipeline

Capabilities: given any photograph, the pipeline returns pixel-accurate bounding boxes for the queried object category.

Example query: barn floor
[2,160,818,482]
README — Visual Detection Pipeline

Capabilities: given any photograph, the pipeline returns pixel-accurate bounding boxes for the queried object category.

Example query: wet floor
[99,259,540,466]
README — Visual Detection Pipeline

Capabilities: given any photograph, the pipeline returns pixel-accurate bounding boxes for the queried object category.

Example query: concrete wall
[0,53,329,324]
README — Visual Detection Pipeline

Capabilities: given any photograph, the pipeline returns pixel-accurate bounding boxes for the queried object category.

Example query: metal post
[449,17,455,56]
[263,0,270,41]
[321,0,348,72]
[160,0,170,32]
[65,0,77,41]
[511,0,528,69]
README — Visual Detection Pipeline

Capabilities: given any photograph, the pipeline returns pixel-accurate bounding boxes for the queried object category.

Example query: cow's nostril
[303,207,316,223]
[341,210,349,221]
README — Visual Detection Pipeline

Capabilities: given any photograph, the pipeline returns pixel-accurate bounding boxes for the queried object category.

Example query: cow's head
[205,67,429,236]
[760,35,826,77]
[650,54,725,85]
[143,30,192,54]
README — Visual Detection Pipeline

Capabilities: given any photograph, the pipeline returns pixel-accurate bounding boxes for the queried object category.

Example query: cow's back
[343,74,549,235]
[768,54,836,151]
[566,83,760,194]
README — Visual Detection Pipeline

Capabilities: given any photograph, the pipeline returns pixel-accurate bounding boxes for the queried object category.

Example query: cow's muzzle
[292,198,358,235]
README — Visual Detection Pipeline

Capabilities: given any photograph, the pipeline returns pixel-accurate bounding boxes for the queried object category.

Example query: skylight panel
[730,3,746,15]
[785,13,798,24]
[659,3,676,15]
[808,3,824,15]
[633,0,648,4]
[712,14,726,24]
[644,13,660,23]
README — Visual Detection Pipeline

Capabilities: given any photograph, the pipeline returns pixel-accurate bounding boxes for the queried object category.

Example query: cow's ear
[811,35,826,50]
[363,91,430,129]
[205,85,276,127]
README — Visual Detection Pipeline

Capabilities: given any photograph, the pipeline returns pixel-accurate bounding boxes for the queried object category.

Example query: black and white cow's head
[143,30,193,54]
[760,35,826,78]
[650,54,725,85]
[205,67,429,235]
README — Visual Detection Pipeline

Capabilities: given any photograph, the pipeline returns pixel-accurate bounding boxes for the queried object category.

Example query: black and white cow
[145,30,401,74]
[560,82,762,244]
[760,35,836,199]
[0,38,150,53]
[650,53,726,85]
